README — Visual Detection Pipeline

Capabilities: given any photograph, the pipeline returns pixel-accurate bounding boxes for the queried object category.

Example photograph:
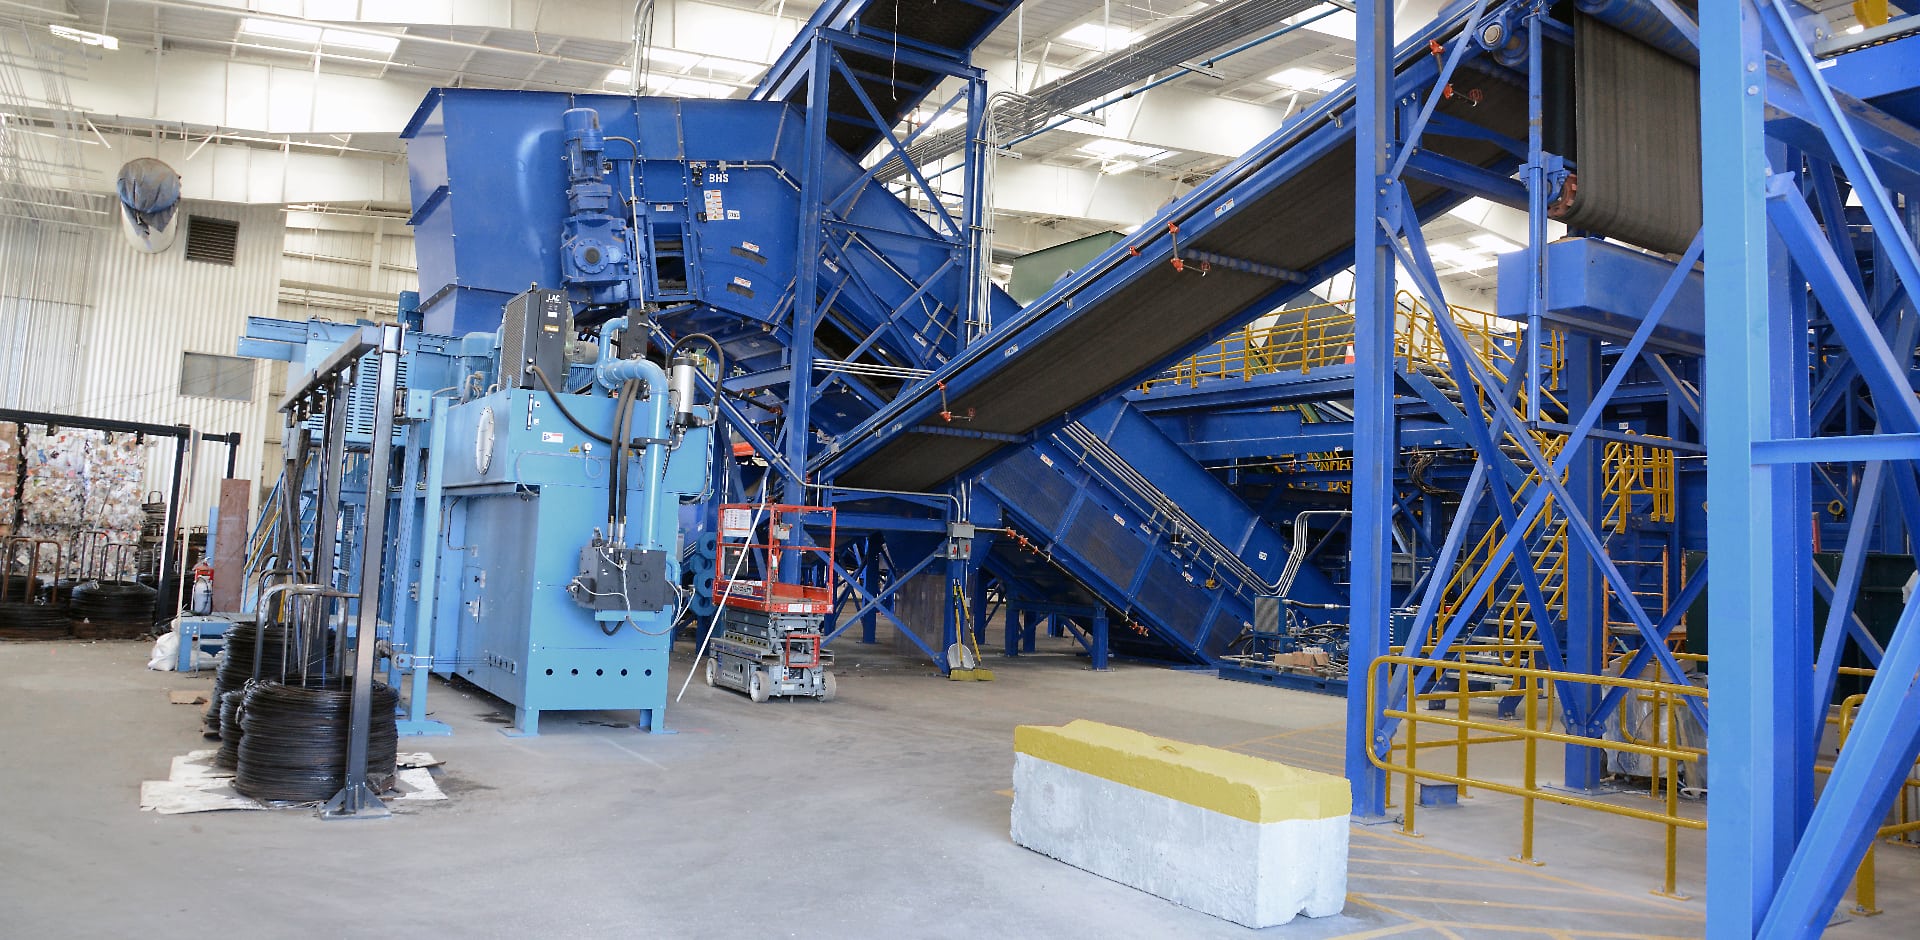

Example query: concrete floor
[1,635,1913,939]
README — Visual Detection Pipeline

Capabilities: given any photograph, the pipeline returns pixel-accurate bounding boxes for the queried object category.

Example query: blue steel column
[1347,0,1393,819]
[1702,1,1802,931]
[1561,335,1604,789]
[784,35,832,510]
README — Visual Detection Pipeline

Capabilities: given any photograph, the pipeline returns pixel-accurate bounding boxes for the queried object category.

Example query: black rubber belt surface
[1557,14,1702,255]
[839,80,1529,492]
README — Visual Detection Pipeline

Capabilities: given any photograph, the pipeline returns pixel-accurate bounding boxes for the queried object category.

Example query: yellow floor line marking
[1350,828,1701,917]
[1412,921,1697,940]
[1348,858,1537,872]
[1220,723,1343,749]
[1347,872,1643,898]
[1323,922,1428,940]
[1349,896,1466,940]
[1353,894,1699,923]
[995,788,1013,798]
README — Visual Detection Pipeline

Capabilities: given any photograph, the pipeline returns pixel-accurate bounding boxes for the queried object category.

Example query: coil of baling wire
[68,580,159,640]
[214,688,248,769]
[205,621,328,738]
[235,679,400,803]
[0,599,72,640]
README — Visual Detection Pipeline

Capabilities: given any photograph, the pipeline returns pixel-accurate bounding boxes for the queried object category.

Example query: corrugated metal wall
[277,220,417,322]
[0,217,96,409]
[1,199,286,533]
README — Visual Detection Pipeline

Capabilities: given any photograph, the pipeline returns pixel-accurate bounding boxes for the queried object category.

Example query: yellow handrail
[1369,653,1704,897]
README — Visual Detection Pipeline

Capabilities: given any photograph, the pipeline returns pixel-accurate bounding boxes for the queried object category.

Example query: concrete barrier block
[1011,720,1349,927]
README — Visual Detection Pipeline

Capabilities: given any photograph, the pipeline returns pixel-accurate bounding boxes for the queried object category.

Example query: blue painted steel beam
[1703,3,1805,932]
[1347,0,1395,821]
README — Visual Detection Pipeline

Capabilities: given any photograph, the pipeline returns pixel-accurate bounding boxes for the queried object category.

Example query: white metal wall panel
[73,200,287,530]
[0,218,96,411]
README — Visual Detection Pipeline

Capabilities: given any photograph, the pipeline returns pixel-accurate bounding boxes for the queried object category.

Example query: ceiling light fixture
[1269,67,1343,92]
[241,17,323,43]
[606,68,634,87]
[1101,160,1139,175]
[1060,23,1138,52]
[50,25,119,51]
[321,29,400,55]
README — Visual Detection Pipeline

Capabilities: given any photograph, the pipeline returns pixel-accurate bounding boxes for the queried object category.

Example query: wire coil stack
[0,599,72,639]
[68,580,159,639]
[213,688,247,769]
[206,621,327,736]
[234,680,399,803]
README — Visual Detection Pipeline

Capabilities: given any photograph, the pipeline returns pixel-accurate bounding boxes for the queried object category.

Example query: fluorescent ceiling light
[50,25,119,50]
[241,17,323,43]
[1450,254,1496,272]
[1425,241,1465,260]
[1101,160,1139,175]
[606,68,633,87]
[666,78,733,98]
[1469,233,1520,252]
[910,108,966,131]
[1060,23,1138,52]
[1269,67,1343,92]
[1078,137,1167,161]
[646,48,705,70]
[1286,9,1355,41]
[699,58,764,79]
[321,29,399,54]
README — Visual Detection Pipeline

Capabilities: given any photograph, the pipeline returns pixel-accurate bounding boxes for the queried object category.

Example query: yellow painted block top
[1014,720,1352,824]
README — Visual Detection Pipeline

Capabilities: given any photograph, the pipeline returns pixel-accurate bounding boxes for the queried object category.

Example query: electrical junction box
[570,545,675,615]
[501,288,571,389]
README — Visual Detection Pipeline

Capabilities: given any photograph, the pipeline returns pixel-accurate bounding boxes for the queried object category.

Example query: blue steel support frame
[1347,0,1395,819]
[1700,0,1920,933]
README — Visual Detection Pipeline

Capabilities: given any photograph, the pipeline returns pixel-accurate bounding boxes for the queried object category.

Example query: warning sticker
[1214,198,1235,218]
[732,275,752,289]
[742,241,760,253]
[726,209,741,220]
[541,432,564,443]
[704,189,724,216]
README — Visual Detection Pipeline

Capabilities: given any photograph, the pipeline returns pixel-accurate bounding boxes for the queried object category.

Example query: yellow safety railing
[1368,653,1706,898]
[1143,299,1359,388]
[1604,440,1676,531]
[1140,293,1561,391]
[1821,676,1920,916]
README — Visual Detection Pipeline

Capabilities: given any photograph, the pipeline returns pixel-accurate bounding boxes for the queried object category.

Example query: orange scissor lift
[704,504,839,702]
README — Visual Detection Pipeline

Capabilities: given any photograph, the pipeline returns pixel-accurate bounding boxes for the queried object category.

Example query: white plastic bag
[147,631,179,671]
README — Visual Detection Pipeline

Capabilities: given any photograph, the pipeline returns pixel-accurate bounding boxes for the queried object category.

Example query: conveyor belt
[753,0,1018,156]
[826,13,1529,492]
[1554,14,1702,255]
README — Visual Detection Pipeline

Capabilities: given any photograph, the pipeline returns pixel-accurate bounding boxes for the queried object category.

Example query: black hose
[530,364,614,445]
[617,379,641,532]
[234,679,400,804]
[671,331,727,382]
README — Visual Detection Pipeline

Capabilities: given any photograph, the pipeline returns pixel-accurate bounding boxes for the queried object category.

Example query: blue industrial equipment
[239,305,713,737]
[559,107,642,311]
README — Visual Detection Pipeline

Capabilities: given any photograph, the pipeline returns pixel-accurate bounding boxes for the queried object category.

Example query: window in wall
[179,352,255,401]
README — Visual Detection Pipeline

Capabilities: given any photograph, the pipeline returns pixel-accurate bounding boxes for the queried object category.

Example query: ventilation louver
[184,215,239,265]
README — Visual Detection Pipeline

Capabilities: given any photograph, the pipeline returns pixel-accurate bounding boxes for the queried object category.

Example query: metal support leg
[1563,335,1605,790]
[1090,608,1110,671]
[1347,0,1395,820]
